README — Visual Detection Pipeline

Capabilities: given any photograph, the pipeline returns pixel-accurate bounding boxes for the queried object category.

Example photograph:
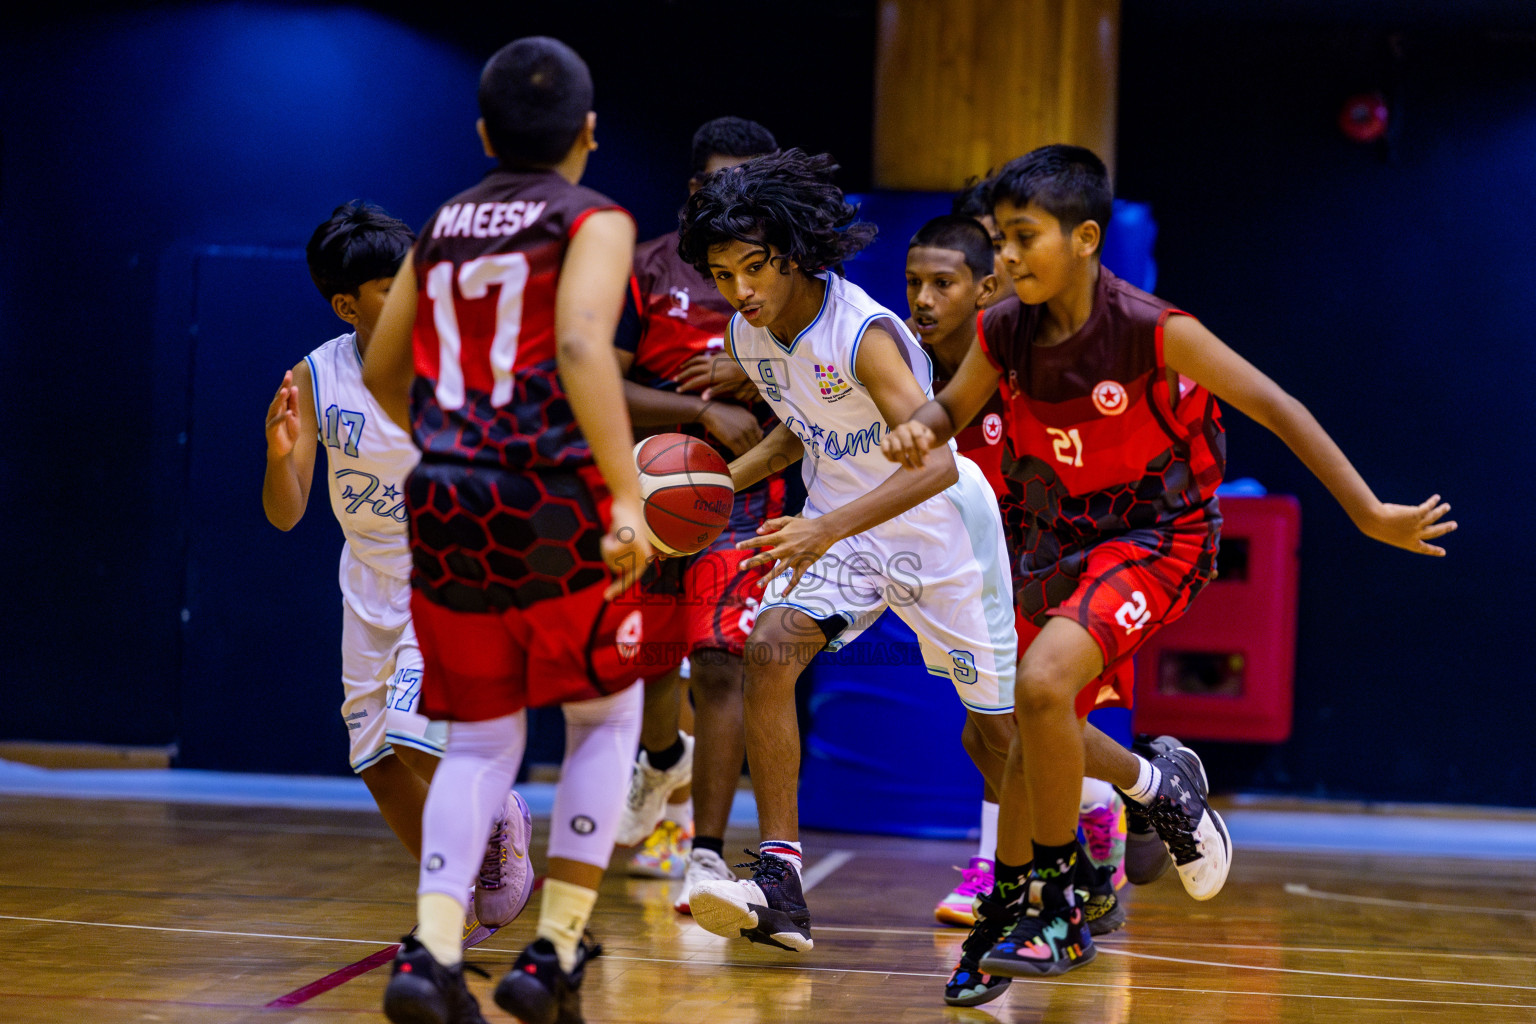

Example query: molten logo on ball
[633,433,735,556]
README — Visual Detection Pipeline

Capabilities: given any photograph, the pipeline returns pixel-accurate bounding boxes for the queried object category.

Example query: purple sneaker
[935,857,995,927]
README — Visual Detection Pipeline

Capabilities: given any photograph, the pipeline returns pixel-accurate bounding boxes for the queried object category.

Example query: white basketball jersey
[305,333,420,627]
[728,273,941,515]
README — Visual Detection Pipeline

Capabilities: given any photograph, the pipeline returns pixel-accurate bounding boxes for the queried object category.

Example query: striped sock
[760,840,803,877]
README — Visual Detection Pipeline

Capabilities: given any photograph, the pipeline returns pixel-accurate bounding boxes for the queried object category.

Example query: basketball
[633,433,735,556]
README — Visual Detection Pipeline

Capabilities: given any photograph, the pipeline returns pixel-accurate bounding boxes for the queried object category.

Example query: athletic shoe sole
[943,974,1011,1007]
[690,884,813,952]
[980,943,1096,978]
[934,904,978,928]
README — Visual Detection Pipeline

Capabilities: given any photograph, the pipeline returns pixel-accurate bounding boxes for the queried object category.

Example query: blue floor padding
[3,758,1533,859]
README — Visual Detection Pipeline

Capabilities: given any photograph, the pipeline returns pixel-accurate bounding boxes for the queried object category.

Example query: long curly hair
[676,148,877,276]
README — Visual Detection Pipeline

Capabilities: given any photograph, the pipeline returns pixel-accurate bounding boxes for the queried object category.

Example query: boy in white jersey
[672,150,1029,953]
[261,202,532,941]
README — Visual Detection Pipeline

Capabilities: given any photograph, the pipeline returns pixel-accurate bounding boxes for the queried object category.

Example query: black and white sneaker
[1121,734,1178,885]
[383,935,489,1024]
[493,935,600,1024]
[1144,742,1232,900]
[943,890,1016,1007]
[689,850,813,951]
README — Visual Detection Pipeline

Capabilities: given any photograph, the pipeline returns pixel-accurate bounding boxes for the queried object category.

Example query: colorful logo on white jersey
[982,413,1004,445]
[1092,380,1129,417]
[814,363,852,402]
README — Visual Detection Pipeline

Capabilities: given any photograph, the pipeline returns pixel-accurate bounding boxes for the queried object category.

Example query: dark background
[2,1,1531,805]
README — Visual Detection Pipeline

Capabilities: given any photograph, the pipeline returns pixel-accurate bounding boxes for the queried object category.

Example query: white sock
[1124,754,1162,805]
[1080,776,1117,811]
[417,890,465,967]
[760,840,803,877]
[665,795,694,832]
[537,878,599,973]
[977,800,1000,863]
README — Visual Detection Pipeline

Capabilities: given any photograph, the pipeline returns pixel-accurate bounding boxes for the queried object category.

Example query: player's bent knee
[1012,665,1079,718]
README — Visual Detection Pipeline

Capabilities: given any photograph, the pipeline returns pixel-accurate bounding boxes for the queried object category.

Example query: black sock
[991,858,1031,906]
[1032,840,1082,902]
[694,835,724,857]
[644,737,685,772]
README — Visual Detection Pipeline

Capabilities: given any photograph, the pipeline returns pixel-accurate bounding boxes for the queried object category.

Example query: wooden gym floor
[2,794,1533,1024]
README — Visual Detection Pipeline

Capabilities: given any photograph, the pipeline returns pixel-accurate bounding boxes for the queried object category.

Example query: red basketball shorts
[412,584,668,721]
[1018,521,1216,719]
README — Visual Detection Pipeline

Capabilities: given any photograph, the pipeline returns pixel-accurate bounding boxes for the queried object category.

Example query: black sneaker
[979,880,1096,978]
[1075,861,1127,935]
[943,891,1016,1007]
[688,850,813,951]
[383,934,489,1024]
[493,935,600,1024]
[1143,742,1232,900]
[1121,734,1177,885]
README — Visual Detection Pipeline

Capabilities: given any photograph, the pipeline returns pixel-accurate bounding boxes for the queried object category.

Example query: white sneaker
[673,847,735,914]
[615,733,694,847]
[1144,745,1232,901]
[474,790,535,927]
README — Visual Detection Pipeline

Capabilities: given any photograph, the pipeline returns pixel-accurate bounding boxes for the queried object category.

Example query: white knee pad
[547,685,643,867]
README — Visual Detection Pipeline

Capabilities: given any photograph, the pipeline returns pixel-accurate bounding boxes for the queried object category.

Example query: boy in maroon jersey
[885,144,1455,982]
[905,215,1131,941]
[362,37,650,1024]
[610,117,782,912]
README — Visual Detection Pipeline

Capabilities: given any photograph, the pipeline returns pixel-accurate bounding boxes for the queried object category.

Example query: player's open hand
[699,401,764,457]
[738,515,834,596]
[882,420,938,470]
[265,371,301,459]
[602,499,654,600]
[1359,494,1457,556]
[676,352,757,402]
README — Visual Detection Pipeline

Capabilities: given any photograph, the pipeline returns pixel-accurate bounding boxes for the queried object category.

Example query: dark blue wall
[1116,5,1536,804]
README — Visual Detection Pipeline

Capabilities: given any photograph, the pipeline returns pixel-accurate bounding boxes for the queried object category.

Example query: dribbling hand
[881,420,938,470]
[1359,493,1457,556]
[602,500,654,600]
[265,371,301,459]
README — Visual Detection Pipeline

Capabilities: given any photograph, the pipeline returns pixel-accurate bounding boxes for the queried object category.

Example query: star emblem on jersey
[982,413,1003,444]
[814,364,852,402]
[1092,380,1128,416]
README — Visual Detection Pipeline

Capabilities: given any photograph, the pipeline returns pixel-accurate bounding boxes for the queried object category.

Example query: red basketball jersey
[977,267,1226,551]
[409,168,629,471]
[923,337,1008,498]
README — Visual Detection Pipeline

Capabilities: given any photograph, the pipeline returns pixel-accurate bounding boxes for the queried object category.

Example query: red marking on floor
[263,944,399,1008]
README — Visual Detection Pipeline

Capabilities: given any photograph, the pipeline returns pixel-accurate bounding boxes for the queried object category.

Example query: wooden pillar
[873,0,1120,190]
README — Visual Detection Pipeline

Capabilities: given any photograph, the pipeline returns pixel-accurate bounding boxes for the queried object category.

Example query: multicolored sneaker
[1079,793,1128,890]
[627,819,692,879]
[383,934,489,1024]
[673,847,735,914]
[493,934,600,1024]
[615,733,694,847]
[475,790,535,928]
[943,890,1016,1007]
[1144,742,1232,901]
[980,880,1096,978]
[1122,735,1177,885]
[689,851,812,951]
[1075,862,1127,936]
[934,856,994,927]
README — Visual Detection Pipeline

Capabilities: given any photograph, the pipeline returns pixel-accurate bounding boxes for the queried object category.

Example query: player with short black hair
[363,36,650,1024]
[886,142,1454,985]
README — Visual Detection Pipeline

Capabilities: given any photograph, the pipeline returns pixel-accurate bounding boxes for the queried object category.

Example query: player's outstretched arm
[740,326,958,593]
[360,250,418,430]
[883,339,1000,470]
[262,361,319,530]
[1164,314,1457,556]
[557,209,652,596]
[727,423,804,493]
